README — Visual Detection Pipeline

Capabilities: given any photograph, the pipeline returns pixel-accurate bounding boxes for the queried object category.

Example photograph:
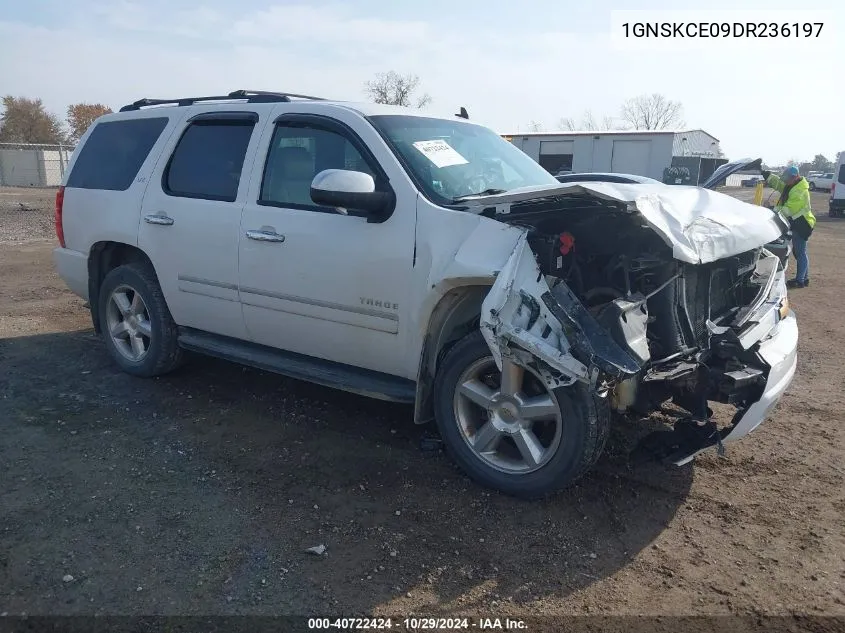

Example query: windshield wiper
[452,188,507,202]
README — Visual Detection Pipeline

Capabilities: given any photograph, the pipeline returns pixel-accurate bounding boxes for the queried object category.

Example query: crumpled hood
[459,181,785,264]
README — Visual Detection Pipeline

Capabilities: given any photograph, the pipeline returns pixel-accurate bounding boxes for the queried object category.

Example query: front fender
[429,218,523,291]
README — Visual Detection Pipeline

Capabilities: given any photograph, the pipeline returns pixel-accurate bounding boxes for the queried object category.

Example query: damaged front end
[480,236,642,387]
[478,186,798,466]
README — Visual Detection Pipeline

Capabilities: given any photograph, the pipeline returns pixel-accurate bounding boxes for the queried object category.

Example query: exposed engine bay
[478,190,792,463]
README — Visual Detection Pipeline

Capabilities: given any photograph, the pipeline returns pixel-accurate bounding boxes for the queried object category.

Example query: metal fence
[0,143,76,188]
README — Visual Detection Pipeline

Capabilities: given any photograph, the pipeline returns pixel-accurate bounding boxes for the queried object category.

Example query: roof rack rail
[119,90,326,112]
[228,89,326,101]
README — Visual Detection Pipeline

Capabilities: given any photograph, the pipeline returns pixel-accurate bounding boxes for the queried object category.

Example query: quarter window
[67,117,168,191]
[164,120,255,202]
[260,124,376,209]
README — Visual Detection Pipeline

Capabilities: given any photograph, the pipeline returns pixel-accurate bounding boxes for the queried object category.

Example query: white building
[504,129,724,184]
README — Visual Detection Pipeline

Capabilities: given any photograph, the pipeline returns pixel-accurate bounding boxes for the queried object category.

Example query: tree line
[0,96,112,145]
[785,154,840,175]
[5,76,839,174]
[362,73,687,134]
[1,73,429,146]
[526,93,685,133]
[0,80,688,144]
[362,72,840,171]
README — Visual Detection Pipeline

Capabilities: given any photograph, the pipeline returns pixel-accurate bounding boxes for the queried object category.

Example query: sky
[1,0,842,164]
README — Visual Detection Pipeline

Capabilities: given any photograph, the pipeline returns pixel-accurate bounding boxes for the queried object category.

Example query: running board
[177,328,416,403]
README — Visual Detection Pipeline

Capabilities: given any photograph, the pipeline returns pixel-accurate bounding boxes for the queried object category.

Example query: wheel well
[87,242,155,333]
[413,285,490,425]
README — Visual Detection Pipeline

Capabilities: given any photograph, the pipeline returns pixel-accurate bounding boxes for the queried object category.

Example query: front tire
[98,262,183,377]
[433,331,609,499]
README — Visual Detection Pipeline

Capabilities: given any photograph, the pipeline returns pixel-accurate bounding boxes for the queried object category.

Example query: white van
[830,152,845,217]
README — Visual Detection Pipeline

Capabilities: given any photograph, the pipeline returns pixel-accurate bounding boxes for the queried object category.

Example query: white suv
[808,172,834,192]
[53,90,799,498]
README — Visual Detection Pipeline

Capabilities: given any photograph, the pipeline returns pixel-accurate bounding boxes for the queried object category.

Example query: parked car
[555,172,661,184]
[808,172,834,191]
[830,154,845,217]
[53,90,799,498]
[741,176,763,187]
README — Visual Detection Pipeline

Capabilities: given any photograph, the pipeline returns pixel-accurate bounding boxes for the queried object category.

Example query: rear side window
[838,165,845,185]
[66,117,168,191]
[164,120,256,202]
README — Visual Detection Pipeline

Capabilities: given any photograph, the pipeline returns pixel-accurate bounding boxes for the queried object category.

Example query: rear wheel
[98,262,183,377]
[809,182,816,191]
[433,331,609,498]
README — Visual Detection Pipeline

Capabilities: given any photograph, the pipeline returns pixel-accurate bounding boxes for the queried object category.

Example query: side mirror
[310,169,394,221]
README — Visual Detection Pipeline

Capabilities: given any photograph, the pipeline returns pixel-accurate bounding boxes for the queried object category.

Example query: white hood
[460,182,784,264]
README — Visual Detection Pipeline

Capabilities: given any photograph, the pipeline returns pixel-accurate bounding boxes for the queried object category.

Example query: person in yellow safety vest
[761,165,816,288]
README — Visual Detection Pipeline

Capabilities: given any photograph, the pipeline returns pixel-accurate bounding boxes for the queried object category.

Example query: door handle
[246,229,285,243]
[144,214,174,226]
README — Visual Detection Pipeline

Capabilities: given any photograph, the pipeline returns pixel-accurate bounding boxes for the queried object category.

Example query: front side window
[260,124,376,209]
[368,115,558,205]
[164,120,255,202]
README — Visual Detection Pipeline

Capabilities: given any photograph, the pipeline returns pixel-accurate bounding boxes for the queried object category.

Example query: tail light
[832,182,836,198]
[55,185,65,247]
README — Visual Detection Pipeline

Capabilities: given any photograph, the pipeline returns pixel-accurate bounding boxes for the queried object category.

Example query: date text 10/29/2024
[307,617,528,631]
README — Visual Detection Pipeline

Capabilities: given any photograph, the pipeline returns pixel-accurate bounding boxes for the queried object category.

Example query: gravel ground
[1,186,843,623]
[0,187,56,244]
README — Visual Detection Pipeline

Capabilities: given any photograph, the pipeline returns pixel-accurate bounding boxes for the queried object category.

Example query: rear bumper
[829,198,845,211]
[53,247,89,301]
[722,310,798,442]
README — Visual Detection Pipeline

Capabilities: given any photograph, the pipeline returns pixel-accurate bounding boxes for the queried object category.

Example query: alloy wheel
[105,284,152,362]
[453,356,563,474]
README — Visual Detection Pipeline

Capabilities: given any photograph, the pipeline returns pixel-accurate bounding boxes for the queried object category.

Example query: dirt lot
[1,185,844,622]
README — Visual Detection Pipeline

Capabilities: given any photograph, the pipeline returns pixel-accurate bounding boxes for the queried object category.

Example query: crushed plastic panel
[480,233,642,389]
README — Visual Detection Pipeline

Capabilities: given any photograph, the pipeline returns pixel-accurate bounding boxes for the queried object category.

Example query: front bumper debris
[636,310,798,466]
[480,234,641,389]
[722,310,798,442]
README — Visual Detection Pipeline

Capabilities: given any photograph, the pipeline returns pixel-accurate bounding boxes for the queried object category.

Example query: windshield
[368,115,558,204]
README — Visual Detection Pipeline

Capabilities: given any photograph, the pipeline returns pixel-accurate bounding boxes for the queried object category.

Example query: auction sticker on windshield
[413,140,469,168]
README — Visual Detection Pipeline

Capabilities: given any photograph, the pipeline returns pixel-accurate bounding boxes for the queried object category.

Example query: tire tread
[433,331,610,498]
